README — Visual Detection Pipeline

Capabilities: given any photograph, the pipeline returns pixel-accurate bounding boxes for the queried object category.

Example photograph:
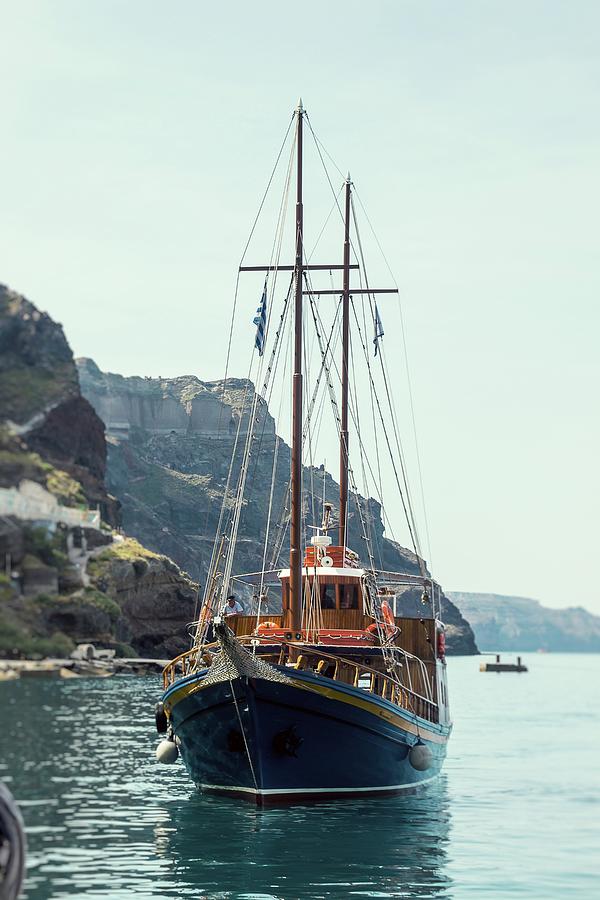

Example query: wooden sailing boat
[155,102,452,803]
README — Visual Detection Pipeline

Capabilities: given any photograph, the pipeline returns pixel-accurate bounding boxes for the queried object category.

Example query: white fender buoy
[409,742,432,771]
[156,739,179,764]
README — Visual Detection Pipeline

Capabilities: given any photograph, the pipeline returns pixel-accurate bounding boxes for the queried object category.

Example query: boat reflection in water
[155,780,453,899]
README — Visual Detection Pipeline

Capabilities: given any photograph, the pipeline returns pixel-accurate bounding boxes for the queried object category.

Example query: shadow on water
[158,782,453,899]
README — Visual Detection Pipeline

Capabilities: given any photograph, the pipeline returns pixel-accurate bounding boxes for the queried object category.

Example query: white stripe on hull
[200,774,440,796]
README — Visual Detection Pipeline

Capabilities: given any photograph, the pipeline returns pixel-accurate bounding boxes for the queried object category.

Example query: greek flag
[253,282,267,356]
[373,303,384,356]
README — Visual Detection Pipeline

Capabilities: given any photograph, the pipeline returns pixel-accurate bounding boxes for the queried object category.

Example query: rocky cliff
[78,359,478,655]
[0,528,197,659]
[449,591,600,653]
[0,280,477,658]
[0,284,198,659]
[0,285,118,525]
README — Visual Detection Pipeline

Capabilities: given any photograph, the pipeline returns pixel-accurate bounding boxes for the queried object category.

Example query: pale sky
[1,1,598,613]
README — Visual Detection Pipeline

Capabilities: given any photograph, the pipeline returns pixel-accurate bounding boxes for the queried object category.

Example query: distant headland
[449,591,600,653]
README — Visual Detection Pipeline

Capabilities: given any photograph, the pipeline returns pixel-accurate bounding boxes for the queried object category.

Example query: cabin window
[341,585,359,609]
[320,584,336,609]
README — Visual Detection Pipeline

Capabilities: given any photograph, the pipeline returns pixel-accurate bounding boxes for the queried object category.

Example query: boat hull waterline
[162,668,451,804]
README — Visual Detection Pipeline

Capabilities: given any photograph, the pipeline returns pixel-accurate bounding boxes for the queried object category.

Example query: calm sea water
[0,654,598,899]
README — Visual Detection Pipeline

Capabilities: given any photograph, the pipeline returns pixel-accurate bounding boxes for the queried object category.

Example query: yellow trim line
[165,673,448,746]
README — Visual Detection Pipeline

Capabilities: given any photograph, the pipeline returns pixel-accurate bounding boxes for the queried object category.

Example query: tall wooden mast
[339,175,351,551]
[286,100,304,633]
[238,106,398,627]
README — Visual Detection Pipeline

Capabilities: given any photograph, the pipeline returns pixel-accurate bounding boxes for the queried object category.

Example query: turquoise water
[0,654,598,899]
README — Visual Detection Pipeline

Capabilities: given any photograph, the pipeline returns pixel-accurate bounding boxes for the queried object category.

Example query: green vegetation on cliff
[0,286,79,424]
[0,284,200,659]
[0,362,78,425]
[0,614,75,659]
[0,523,197,659]
[0,428,87,508]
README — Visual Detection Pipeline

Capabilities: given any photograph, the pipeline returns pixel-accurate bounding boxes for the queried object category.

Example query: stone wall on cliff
[78,358,275,439]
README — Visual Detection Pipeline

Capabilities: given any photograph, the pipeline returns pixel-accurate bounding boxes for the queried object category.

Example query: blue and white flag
[253,282,267,356]
[373,303,384,356]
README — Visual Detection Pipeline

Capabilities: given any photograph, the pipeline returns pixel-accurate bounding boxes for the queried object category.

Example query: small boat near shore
[155,102,452,804]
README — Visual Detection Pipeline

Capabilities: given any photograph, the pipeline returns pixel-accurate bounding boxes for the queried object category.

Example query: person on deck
[223,594,243,616]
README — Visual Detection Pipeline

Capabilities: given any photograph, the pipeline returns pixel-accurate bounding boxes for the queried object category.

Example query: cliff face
[0,281,477,658]
[78,359,478,656]
[0,529,198,660]
[449,591,600,653]
[77,357,274,438]
[0,285,198,659]
[0,286,78,426]
[0,285,117,525]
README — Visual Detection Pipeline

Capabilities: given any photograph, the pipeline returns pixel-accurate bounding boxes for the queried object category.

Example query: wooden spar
[286,100,304,633]
[339,175,351,551]
[303,288,398,295]
[239,264,358,272]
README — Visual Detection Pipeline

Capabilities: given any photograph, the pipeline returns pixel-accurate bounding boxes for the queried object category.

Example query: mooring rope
[228,678,259,792]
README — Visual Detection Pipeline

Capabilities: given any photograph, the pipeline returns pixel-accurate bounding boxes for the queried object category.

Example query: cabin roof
[279,567,365,579]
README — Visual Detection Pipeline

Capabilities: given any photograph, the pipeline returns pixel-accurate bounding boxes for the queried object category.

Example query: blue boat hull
[163,668,450,804]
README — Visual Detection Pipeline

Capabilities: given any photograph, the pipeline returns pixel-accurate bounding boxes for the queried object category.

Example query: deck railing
[162,636,439,724]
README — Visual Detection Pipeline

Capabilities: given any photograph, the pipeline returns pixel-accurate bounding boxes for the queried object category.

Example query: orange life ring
[437,630,446,659]
[381,600,396,637]
[257,621,278,633]
[366,602,396,640]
